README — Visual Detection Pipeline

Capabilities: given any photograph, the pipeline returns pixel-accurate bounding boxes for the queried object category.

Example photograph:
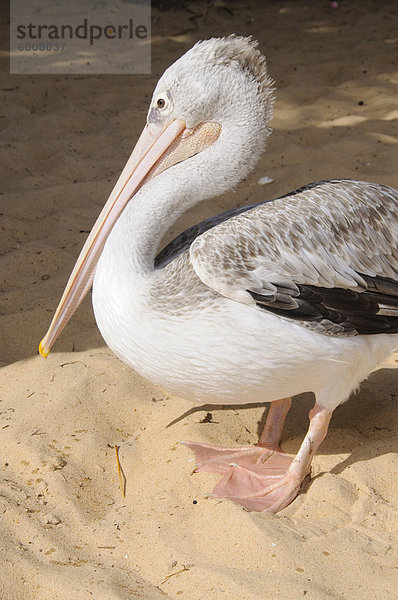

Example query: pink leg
[183,402,332,513]
[183,397,292,475]
[288,403,332,485]
[257,397,292,450]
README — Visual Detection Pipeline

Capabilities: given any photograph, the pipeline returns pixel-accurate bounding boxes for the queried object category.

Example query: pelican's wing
[189,180,398,336]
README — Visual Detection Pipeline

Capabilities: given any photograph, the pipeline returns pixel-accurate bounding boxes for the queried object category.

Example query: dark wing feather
[187,180,398,337]
[248,274,398,335]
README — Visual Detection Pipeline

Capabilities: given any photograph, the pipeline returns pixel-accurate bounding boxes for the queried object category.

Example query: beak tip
[39,339,50,359]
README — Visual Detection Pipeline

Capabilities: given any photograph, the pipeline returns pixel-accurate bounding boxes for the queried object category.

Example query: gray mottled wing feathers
[188,180,398,336]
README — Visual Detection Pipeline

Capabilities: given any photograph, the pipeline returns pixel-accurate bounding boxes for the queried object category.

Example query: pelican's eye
[157,97,166,109]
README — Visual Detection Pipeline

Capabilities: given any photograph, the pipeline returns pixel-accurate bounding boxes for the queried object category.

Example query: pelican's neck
[101,113,271,278]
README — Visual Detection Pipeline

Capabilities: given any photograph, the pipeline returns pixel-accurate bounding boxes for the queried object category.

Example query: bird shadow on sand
[167,365,398,475]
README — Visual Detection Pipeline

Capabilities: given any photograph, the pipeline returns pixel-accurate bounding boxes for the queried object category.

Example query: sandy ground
[1,1,398,598]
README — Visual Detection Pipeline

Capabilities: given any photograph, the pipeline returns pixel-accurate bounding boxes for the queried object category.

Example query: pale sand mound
[1,1,398,598]
[2,352,398,599]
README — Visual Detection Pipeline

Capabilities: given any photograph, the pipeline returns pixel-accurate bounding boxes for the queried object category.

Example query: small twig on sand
[114,445,126,498]
[161,565,191,585]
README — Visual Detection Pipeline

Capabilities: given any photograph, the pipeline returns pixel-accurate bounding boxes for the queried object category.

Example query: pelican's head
[149,36,273,131]
[39,35,274,357]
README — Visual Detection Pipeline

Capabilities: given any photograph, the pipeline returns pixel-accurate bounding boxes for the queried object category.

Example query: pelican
[39,36,398,512]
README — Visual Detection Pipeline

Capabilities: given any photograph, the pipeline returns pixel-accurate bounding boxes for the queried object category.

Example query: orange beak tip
[39,339,49,359]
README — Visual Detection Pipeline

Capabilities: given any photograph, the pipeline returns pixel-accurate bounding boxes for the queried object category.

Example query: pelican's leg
[257,396,292,451]
[184,402,332,513]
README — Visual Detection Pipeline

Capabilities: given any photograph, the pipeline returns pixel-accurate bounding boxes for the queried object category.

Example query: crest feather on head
[192,35,274,102]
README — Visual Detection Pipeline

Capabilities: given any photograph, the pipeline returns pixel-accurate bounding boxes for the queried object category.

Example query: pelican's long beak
[39,118,187,357]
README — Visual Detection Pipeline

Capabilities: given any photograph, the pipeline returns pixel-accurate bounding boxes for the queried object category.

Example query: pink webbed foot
[183,441,298,512]
[182,440,290,474]
[183,402,332,513]
[212,460,305,512]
